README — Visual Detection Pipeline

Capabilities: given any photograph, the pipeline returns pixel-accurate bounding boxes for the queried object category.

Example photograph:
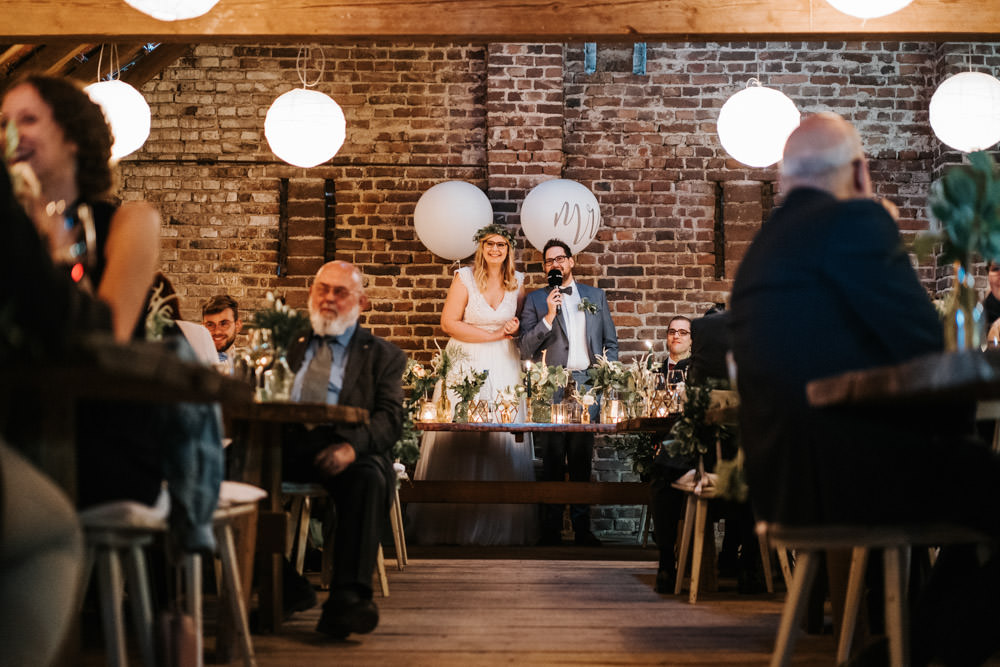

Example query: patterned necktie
[300,339,333,403]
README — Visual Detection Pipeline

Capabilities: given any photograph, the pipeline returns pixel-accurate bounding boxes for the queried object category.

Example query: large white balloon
[520,180,601,255]
[414,181,493,260]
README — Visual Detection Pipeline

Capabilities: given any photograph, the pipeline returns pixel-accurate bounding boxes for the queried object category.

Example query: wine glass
[249,328,274,393]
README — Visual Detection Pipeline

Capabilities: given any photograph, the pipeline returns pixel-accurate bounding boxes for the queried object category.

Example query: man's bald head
[780,112,871,200]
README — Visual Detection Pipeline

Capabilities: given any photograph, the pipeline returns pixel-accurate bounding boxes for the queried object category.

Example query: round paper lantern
[84,79,151,162]
[414,181,493,260]
[930,71,1000,153]
[122,0,220,21]
[265,88,346,168]
[520,179,601,255]
[717,84,800,168]
[825,0,913,19]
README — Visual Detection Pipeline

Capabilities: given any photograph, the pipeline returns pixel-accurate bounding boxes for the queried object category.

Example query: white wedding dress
[408,267,538,545]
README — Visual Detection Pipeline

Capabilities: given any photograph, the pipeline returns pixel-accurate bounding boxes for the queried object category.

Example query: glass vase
[531,401,551,423]
[265,355,295,401]
[435,383,452,423]
[943,261,985,351]
[454,400,470,423]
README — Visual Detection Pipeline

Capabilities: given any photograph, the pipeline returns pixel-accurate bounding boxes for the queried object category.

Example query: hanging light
[717,80,800,168]
[265,47,346,168]
[929,71,1000,153]
[84,46,151,162]
[825,0,913,19]
[122,0,220,21]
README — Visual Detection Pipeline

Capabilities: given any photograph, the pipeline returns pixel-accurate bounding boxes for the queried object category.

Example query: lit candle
[524,360,532,401]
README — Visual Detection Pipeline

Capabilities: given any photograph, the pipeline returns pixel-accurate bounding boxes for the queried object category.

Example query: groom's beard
[310,303,360,337]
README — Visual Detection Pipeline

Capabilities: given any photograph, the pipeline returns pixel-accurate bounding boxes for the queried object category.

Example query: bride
[408,224,538,545]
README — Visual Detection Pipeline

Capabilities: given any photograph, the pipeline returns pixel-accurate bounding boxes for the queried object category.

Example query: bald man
[283,261,406,640]
[731,113,1000,663]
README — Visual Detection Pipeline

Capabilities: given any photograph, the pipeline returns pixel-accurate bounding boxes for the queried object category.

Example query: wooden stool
[80,483,262,667]
[672,479,775,603]
[282,482,391,596]
[759,521,989,667]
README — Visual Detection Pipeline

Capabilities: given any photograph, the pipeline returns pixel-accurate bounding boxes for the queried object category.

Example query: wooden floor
[248,543,838,666]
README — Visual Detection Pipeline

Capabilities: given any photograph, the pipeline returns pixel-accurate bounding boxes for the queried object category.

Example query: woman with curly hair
[408,224,538,545]
[2,73,160,342]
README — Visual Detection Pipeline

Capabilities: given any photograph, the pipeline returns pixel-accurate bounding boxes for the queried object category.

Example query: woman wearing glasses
[409,224,538,545]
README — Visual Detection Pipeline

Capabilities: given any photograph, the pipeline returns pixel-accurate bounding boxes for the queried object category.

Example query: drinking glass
[249,328,274,391]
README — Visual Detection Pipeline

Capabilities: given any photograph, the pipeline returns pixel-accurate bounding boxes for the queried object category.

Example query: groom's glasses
[543,255,569,267]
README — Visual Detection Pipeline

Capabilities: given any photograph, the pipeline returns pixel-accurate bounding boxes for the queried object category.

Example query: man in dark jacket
[731,112,1000,664]
[284,260,406,640]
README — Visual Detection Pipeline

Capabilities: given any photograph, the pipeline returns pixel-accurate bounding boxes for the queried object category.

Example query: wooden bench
[398,480,648,505]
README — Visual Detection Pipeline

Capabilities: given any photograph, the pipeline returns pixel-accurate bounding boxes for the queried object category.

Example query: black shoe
[282,560,318,618]
[537,533,563,546]
[315,590,379,639]
[655,569,676,594]
[574,530,602,547]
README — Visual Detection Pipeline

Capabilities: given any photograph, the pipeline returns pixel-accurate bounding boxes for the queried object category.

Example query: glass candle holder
[468,399,490,423]
[417,400,438,422]
[651,390,671,418]
[550,403,568,424]
[496,399,518,424]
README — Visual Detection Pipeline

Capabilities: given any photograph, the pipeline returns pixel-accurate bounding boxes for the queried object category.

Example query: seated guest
[731,112,1000,664]
[650,306,762,594]
[283,261,405,639]
[661,315,692,381]
[985,262,1000,334]
[202,294,243,363]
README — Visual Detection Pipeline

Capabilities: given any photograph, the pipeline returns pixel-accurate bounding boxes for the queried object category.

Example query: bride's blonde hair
[473,234,518,294]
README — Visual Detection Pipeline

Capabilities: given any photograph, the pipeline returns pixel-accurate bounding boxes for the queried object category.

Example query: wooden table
[225,401,369,633]
[0,335,253,666]
[0,334,252,498]
[806,348,1000,407]
[403,417,678,506]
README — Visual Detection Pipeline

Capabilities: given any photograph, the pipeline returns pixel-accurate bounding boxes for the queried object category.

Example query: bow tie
[559,286,573,295]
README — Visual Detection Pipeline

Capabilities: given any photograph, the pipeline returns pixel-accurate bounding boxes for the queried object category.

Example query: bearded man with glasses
[520,238,618,547]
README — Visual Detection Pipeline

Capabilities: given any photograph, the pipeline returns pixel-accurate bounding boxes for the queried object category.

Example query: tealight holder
[650,390,671,418]
[468,399,490,423]
[417,399,438,423]
[550,403,568,424]
[496,399,518,423]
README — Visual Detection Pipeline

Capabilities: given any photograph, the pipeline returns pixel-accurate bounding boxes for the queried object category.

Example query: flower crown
[472,224,516,249]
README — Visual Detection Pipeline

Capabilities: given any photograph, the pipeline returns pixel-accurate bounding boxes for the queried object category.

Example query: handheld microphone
[547,268,564,316]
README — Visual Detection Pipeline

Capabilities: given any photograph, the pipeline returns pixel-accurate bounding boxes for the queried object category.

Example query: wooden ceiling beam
[12,44,91,76]
[121,44,191,87]
[1,0,999,42]
[62,43,147,84]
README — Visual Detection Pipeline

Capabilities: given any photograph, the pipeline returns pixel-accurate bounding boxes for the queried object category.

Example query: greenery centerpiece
[522,360,569,422]
[447,364,489,422]
[247,292,311,356]
[916,151,1000,350]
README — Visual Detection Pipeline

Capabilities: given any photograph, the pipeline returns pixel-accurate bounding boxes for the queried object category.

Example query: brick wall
[122,39,1000,535]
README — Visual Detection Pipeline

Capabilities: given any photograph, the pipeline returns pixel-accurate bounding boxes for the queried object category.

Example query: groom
[520,239,618,546]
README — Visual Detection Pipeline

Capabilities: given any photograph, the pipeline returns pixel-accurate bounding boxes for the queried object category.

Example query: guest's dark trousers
[284,452,388,598]
[649,468,686,572]
[536,431,594,537]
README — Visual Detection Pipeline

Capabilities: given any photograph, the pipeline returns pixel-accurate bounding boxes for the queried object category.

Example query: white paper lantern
[264,88,346,168]
[414,181,493,260]
[717,84,800,168]
[84,79,151,162]
[825,0,913,19]
[930,71,1000,153]
[122,0,220,21]
[520,179,601,255]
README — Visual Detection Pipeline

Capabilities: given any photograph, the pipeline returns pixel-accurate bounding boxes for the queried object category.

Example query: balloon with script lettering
[520,179,602,255]
[414,181,494,260]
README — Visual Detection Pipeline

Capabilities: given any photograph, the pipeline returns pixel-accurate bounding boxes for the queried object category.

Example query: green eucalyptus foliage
[922,151,1000,266]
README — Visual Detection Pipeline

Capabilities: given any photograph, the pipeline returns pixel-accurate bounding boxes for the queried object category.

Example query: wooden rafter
[0,0,999,42]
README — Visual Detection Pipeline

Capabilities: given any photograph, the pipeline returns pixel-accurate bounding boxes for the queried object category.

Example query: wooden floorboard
[250,556,838,666]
